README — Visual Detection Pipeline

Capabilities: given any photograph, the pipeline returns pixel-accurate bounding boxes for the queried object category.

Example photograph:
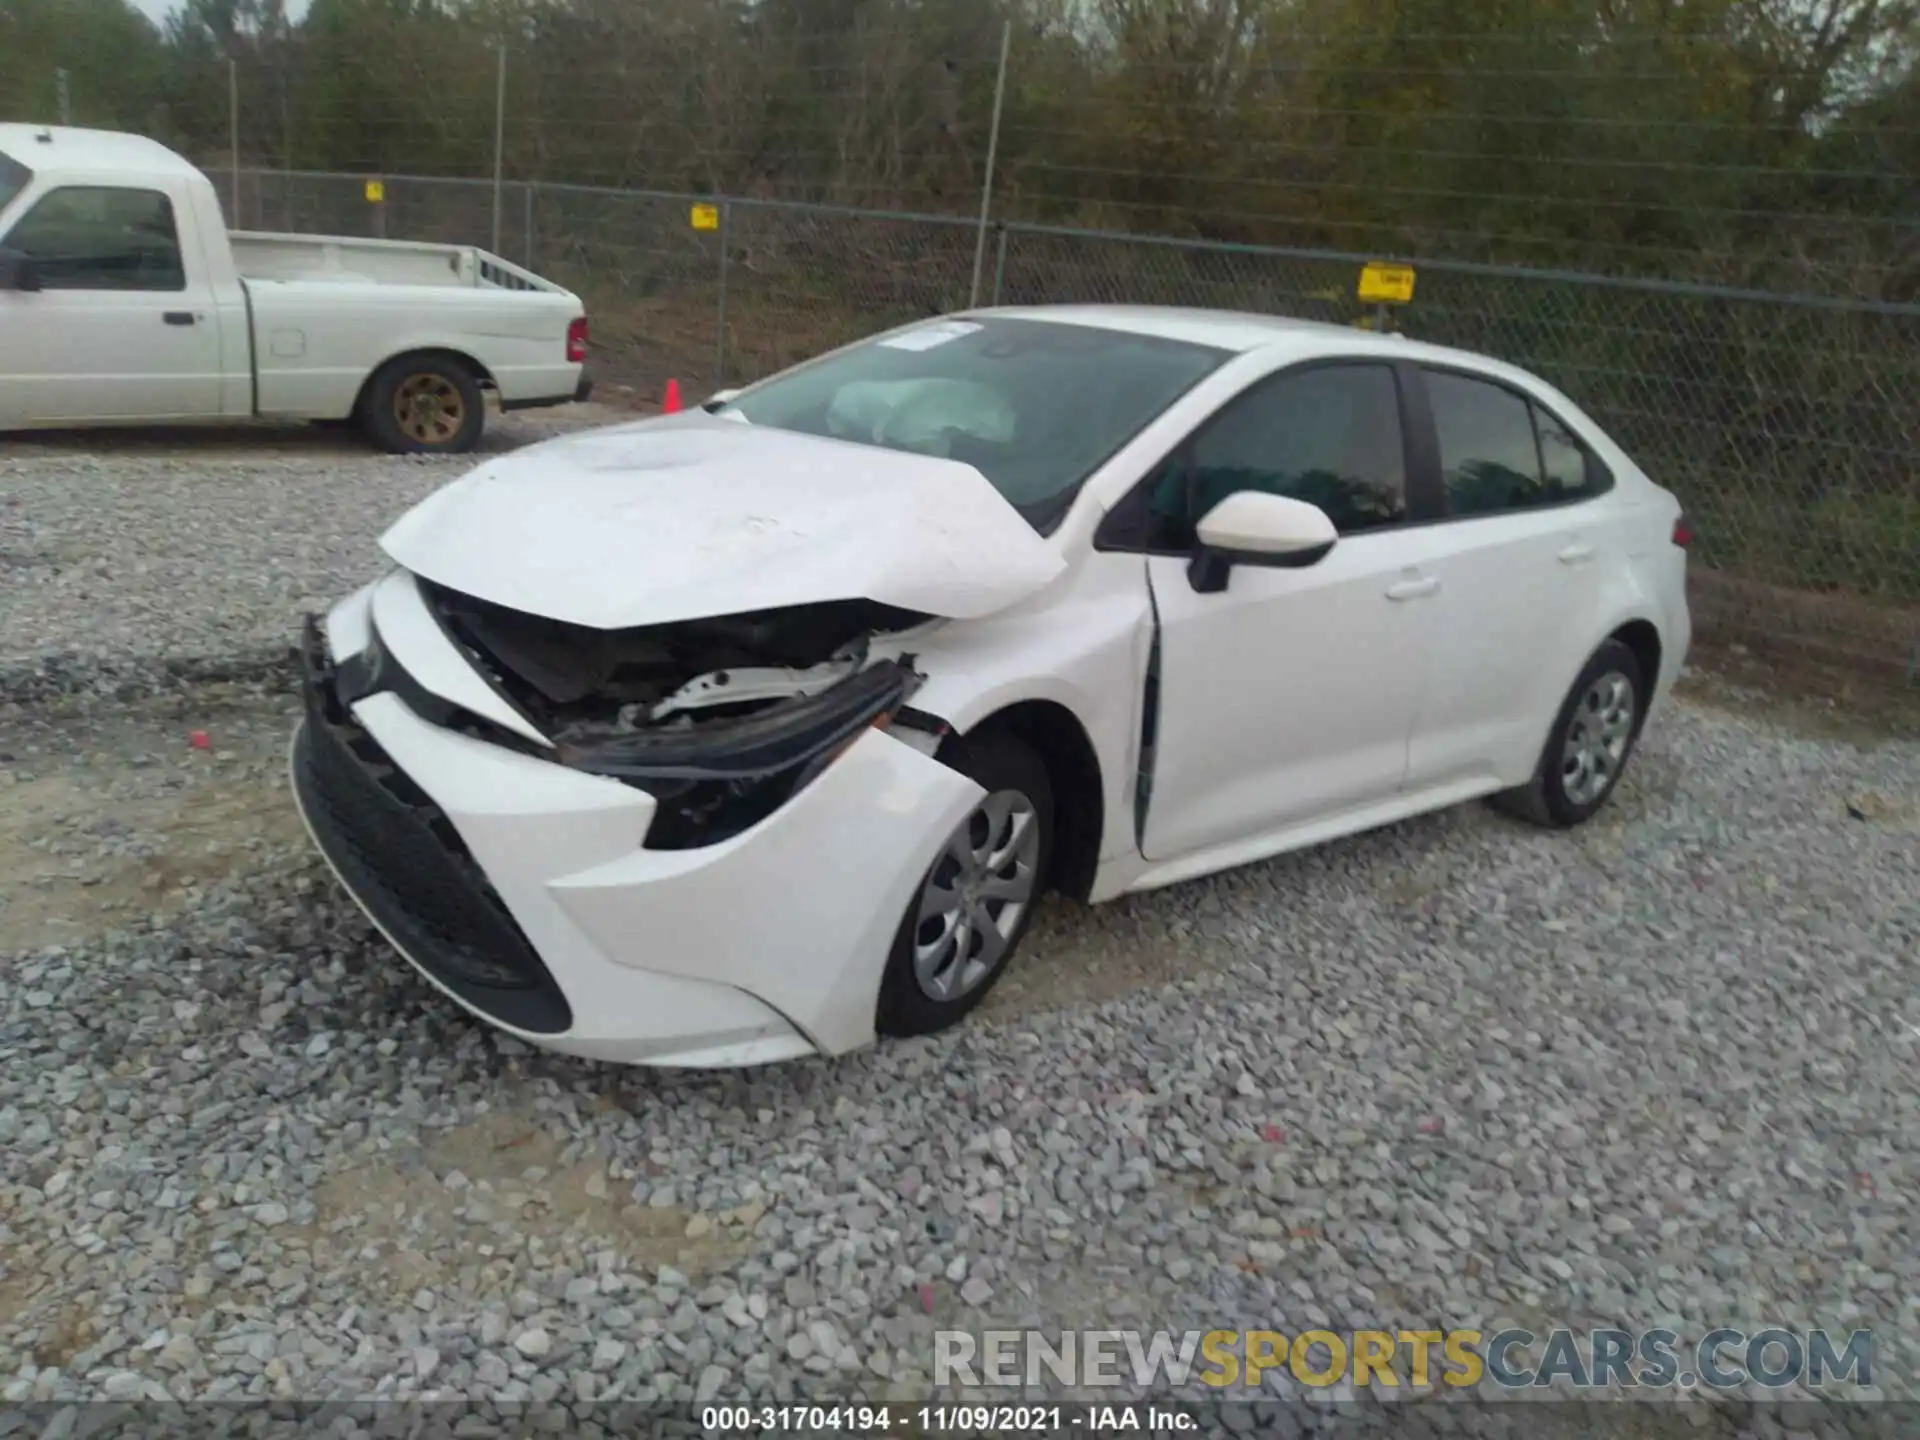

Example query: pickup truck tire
[361,355,485,455]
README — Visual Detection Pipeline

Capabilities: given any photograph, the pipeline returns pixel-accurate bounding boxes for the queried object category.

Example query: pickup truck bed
[0,125,590,454]
[229,232,555,292]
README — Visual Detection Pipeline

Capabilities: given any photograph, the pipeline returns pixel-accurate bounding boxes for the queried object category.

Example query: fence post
[523,181,537,270]
[715,201,731,388]
[55,69,71,125]
[491,44,507,255]
[991,223,1010,305]
[969,21,1012,309]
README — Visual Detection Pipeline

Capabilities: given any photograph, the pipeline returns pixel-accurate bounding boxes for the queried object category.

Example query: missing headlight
[557,660,918,849]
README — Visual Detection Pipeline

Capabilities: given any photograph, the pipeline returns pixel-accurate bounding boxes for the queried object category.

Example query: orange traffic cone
[662,378,683,414]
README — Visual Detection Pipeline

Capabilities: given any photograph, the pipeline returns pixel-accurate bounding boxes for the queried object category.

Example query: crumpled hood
[378,413,1068,629]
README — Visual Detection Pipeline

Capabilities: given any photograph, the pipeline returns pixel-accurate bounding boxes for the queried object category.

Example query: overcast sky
[128,0,314,24]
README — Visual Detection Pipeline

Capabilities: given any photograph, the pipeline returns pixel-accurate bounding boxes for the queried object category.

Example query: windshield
[717,316,1231,531]
[0,151,31,217]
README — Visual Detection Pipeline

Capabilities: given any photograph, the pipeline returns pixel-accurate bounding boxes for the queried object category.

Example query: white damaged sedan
[291,305,1692,1067]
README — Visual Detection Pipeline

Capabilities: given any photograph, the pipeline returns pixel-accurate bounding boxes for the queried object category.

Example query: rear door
[0,183,224,423]
[1402,364,1622,790]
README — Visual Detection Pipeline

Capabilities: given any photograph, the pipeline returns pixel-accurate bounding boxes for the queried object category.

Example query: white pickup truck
[0,125,590,453]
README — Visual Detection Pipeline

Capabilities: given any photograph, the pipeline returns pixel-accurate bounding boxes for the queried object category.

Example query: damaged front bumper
[287,584,984,1066]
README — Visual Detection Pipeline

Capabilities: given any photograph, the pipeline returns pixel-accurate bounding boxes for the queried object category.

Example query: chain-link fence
[211,168,1920,685]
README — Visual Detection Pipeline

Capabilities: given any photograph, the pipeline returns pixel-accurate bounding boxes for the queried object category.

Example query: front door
[1135,361,1443,862]
[0,183,224,424]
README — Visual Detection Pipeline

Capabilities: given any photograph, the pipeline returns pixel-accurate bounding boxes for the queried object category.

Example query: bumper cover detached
[288,612,985,1067]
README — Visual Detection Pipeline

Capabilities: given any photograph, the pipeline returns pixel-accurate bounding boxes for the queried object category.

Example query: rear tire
[1491,639,1646,828]
[360,354,485,455]
[876,731,1053,1039]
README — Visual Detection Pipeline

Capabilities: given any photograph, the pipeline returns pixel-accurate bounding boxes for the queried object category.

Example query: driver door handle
[163,311,198,326]
[1385,577,1439,601]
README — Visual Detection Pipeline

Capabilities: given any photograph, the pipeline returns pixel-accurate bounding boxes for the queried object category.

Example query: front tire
[361,355,485,455]
[876,731,1053,1039]
[1492,639,1646,828]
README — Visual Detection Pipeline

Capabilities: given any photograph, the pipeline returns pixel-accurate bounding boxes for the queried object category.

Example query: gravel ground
[1,420,1916,1428]
[0,406,629,699]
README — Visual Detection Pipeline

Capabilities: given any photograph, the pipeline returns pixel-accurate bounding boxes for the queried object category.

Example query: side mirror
[0,248,41,292]
[705,388,742,407]
[1187,491,1337,594]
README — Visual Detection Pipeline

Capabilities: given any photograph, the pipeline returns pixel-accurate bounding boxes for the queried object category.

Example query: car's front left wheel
[876,731,1053,1038]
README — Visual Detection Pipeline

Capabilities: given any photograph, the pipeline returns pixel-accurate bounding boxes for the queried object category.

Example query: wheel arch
[1512,609,1667,789]
[1607,617,1663,737]
[1554,606,1667,719]
[352,346,498,418]
[950,698,1104,903]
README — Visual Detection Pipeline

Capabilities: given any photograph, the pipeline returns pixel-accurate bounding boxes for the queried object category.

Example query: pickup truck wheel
[363,356,485,455]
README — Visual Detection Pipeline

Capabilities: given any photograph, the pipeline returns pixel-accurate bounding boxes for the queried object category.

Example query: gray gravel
[0,406,625,700]
[1,423,1916,1426]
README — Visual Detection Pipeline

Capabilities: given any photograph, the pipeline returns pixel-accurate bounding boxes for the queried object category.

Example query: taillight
[566,317,588,364]
[1671,513,1692,548]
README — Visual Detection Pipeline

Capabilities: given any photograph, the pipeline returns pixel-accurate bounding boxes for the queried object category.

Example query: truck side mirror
[0,248,43,292]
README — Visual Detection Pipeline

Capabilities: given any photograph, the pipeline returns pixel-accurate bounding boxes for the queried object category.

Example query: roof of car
[975,304,1368,351]
[0,125,201,183]
[971,302,1537,385]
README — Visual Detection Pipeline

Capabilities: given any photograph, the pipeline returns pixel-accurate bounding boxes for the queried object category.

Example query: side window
[1534,404,1609,501]
[1,186,186,292]
[1145,364,1406,546]
[1425,369,1544,517]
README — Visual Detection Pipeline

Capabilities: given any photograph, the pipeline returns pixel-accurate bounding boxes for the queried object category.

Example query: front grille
[293,619,572,1035]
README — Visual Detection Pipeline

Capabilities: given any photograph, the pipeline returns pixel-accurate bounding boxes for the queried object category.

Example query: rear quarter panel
[1618,478,1691,718]
[1539,462,1691,747]
[1520,376,1693,722]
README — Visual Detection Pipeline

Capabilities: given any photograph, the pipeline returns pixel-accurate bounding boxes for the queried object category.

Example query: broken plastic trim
[556,661,914,781]
[332,615,548,760]
[556,660,920,850]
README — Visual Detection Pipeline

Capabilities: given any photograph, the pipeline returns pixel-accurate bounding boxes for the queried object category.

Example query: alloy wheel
[1561,669,1636,806]
[912,789,1041,1002]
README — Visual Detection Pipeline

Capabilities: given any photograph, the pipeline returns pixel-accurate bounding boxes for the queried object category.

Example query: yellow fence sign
[690,203,720,232]
[1357,262,1415,305]
[364,180,385,204]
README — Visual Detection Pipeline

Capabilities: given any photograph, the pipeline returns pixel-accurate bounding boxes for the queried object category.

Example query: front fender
[877,558,1155,869]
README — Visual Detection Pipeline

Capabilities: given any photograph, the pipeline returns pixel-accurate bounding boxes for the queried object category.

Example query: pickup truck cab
[0,125,590,453]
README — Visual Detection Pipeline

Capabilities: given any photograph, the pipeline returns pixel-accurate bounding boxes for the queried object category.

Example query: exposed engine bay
[418,581,940,849]
[424,582,930,738]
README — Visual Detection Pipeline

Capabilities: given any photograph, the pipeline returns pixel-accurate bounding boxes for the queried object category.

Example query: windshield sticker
[876,320,983,352]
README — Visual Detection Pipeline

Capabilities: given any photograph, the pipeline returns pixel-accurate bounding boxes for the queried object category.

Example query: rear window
[0,151,31,217]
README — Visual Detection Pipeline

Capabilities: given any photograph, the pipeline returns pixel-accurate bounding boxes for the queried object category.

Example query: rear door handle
[163,311,196,326]
[1558,542,1597,565]
[1385,577,1439,601]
